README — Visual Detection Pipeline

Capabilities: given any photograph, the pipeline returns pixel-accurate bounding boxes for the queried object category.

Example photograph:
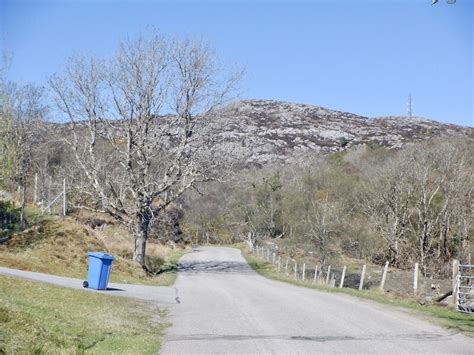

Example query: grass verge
[0,218,188,286]
[238,245,474,337]
[0,276,168,354]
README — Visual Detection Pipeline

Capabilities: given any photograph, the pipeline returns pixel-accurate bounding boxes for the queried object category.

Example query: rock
[202,100,473,166]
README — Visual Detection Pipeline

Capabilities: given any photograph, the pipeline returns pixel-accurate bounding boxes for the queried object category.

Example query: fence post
[339,266,346,288]
[359,264,366,291]
[277,255,281,272]
[62,178,67,217]
[272,253,276,266]
[302,263,306,281]
[285,258,289,275]
[34,173,38,204]
[313,265,318,284]
[325,265,331,285]
[380,261,389,292]
[413,262,419,295]
[294,262,297,279]
[48,176,52,214]
[452,259,459,305]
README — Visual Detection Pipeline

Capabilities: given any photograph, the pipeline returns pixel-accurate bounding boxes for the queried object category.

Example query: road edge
[233,244,474,338]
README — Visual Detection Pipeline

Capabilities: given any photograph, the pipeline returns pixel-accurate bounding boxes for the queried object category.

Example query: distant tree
[0,81,46,228]
[338,136,349,148]
[360,139,473,270]
[360,155,413,266]
[238,172,285,241]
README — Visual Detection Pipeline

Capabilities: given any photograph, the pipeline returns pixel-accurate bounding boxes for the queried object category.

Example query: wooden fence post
[339,266,346,288]
[380,261,389,292]
[413,262,419,295]
[48,176,52,214]
[34,173,38,204]
[62,178,67,217]
[302,263,306,281]
[277,255,281,271]
[272,253,276,266]
[313,265,318,284]
[294,262,297,279]
[452,259,459,305]
[359,264,366,291]
[325,265,331,285]
[285,258,289,275]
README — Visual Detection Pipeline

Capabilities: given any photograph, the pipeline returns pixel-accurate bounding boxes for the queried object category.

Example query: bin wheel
[82,281,89,288]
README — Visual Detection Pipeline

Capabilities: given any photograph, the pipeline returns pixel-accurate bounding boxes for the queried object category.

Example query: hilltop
[208,99,473,165]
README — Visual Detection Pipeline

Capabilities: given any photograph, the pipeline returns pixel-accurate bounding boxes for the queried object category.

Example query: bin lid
[88,251,115,260]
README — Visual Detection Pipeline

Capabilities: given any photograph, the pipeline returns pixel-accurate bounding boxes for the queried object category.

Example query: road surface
[161,246,473,354]
[2,247,473,353]
[0,266,177,305]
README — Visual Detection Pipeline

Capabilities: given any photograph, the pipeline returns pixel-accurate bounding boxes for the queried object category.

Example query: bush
[0,201,20,237]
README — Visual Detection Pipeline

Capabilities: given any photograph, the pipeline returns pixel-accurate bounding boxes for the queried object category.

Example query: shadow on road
[177,261,253,274]
[106,287,125,291]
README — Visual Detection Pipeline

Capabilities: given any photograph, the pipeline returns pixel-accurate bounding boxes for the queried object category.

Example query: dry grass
[0,216,187,286]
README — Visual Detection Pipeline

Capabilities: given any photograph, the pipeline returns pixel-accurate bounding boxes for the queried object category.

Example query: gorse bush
[0,200,20,236]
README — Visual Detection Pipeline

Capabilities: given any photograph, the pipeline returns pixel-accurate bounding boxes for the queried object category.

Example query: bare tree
[49,33,240,268]
[360,153,414,266]
[0,82,46,228]
[405,140,473,269]
[360,139,473,271]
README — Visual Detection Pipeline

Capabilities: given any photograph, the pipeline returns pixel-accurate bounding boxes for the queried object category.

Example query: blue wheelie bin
[83,252,115,290]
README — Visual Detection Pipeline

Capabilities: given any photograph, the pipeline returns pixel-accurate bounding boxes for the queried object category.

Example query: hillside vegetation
[185,137,473,278]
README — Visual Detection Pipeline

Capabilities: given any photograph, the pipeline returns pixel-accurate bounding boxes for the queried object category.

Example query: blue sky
[1,0,473,126]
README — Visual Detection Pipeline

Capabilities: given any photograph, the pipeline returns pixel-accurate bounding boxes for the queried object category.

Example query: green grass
[239,245,474,337]
[0,276,168,354]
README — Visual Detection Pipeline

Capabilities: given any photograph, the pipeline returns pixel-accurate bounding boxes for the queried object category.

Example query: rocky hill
[208,99,473,165]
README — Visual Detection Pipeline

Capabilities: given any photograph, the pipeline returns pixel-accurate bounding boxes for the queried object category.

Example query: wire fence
[250,243,463,310]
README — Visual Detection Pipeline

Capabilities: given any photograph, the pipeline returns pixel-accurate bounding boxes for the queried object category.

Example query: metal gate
[457,264,473,314]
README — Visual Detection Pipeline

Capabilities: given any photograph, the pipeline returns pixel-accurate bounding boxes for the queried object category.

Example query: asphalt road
[0,266,177,305]
[2,247,473,354]
[161,246,473,354]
